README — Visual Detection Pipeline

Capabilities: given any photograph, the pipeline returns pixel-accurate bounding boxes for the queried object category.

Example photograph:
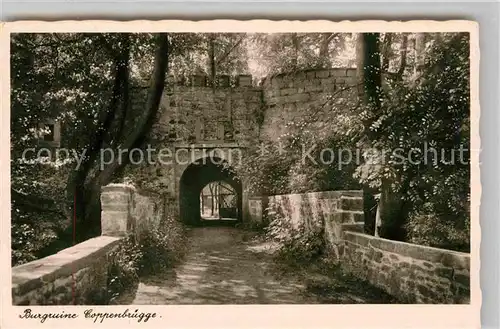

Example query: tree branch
[216,36,245,66]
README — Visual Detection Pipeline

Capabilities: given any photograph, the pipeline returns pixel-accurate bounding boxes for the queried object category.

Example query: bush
[405,203,470,253]
[106,215,188,303]
[136,215,187,276]
[11,216,65,266]
[106,234,142,303]
[265,206,324,265]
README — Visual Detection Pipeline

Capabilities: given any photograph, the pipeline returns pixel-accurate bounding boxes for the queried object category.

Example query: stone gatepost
[324,192,365,260]
[100,184,134,237]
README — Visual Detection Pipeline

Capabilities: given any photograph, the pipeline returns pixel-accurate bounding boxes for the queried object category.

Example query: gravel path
[116,226,395,304]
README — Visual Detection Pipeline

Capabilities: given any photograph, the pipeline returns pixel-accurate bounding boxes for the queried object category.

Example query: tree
[11,33,170,245]
[247,33,353,79]
[353,32,471,250]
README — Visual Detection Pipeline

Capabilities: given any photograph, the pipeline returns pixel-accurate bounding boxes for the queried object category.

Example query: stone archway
[179,156,242,226]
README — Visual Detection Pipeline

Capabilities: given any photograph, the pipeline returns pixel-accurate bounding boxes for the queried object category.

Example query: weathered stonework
[12,236,120,305]
[263,190,364,259]
[129,69,359,222]
[343,232,470,304]
[100,184,164,240]
[247,196,269,225]
[253,189,470,304]
[261,68,357,141]
[11,184,165,305]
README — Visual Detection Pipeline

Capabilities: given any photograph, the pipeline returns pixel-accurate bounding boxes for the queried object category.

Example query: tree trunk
[356,33,406,240]
[319,33,335,67]
[356,33,380,235]
[66,34,131,239]
[413,33,426,78]
[70,33,170,241]
[209,34,216,87]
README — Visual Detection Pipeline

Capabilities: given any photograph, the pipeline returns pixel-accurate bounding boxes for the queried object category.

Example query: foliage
[11,32,170,245]
[159,33,250,84]
[11,194,71,266]
[354,33,470,250]
[11,222,57,266]
[405,203,470,252]
[265,205,324,265]
[248,33,355,79]
[107,234,143,303]
[136,215,188,276]
[239,33,470,252]
[237,88,363,196]
[106,215,188,303]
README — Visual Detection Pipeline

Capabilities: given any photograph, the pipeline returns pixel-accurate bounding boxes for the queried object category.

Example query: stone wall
[247,196,268,226]
[255,189,470,304]
[131,188,164,240]
[343,232,470,304]
[267,190,363,231]
[127,76,263,205]
[11,184,164,305]
[100,184,164,239]
[260,68,358,141]
[128,68,359,206]
[12,236,120,305]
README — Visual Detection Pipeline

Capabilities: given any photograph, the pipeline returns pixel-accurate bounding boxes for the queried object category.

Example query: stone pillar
[100,184,134,237]
[324,192,364,259]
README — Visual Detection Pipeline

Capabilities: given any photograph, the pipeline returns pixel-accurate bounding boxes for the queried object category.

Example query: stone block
[331,210,364,223]
[237,75,252,87]
[343,231,372,247]
[101,211,129,237]
[338,196,364,211]
[304,85,323,92]
[306,71,316,79]
[340,222,364,233]
[346,68,357,77]
[271,77,282,87]
[288,93,311,102]
[280,88,297,96]
[314,70,329,78]
[331,68,347,77]
[435,267,454,278]
[335,77,349,85]
[373,250,384,262]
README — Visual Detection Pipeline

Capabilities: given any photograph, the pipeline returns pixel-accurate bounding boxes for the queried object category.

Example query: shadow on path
[115,227,395,304]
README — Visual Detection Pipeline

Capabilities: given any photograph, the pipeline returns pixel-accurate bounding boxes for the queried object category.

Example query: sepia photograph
[2,20,480,328]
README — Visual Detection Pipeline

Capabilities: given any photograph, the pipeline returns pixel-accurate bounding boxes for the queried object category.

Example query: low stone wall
[255,189,470,304]
[263,190,364,258]
[343,232,470,304]
[267,190,363,231]
[12,236,120,305]
[100,184,164,241]
[247,196,267,226]
[12,183,164,305]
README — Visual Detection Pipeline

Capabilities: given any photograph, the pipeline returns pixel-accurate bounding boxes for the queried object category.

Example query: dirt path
[117,227,395,304]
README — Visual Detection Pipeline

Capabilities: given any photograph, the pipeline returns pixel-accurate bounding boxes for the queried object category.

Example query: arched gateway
[179,156,242,226]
